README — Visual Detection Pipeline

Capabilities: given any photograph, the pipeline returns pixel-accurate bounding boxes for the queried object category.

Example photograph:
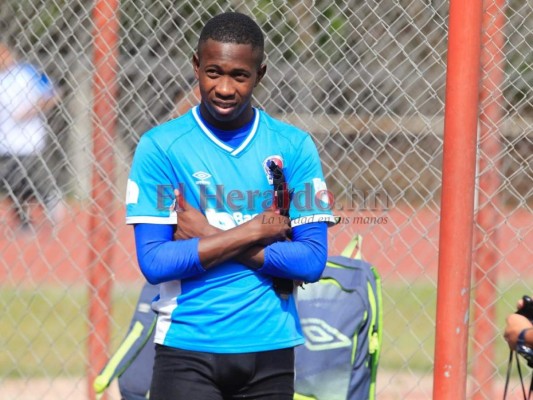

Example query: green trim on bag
[317,276,343,289]
[367,281,377,355]
[93,315,157,395]
[325,261,349,269]
[93,321,145,393]
[340,235,363,259]
[294,393,318,399]
[351,310,368,364]
[368,265,383,400]
[371,265,383,362]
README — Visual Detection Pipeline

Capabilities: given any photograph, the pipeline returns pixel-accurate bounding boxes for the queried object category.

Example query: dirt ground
[1,370,529,400]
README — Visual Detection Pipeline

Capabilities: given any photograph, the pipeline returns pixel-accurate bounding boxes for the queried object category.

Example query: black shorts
[149,344,295,400]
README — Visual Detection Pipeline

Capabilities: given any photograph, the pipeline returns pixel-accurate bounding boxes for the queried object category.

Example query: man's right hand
[173,189,217,241]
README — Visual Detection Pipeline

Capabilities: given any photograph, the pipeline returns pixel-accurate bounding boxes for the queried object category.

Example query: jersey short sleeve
[125,133,178,225]
[286,135,338,227]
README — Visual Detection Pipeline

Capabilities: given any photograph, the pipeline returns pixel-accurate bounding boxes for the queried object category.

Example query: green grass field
[0,284,141,378]
[0,280,530,378]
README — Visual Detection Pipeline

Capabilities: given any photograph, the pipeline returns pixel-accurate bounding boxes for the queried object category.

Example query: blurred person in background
[0,39,62,231]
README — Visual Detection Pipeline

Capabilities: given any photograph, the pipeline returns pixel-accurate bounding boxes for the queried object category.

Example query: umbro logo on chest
[193,171,211,185]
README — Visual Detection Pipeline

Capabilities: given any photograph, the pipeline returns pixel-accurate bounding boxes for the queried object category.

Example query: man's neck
[199,103,254,131]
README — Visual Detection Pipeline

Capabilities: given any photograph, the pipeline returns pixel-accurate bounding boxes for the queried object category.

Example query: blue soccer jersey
[125,106,336,353]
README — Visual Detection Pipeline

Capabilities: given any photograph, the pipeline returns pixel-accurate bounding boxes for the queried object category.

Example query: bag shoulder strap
[325,235,372,290]
[340,234,363,260]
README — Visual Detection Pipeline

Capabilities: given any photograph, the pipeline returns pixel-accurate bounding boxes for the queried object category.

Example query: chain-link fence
[0,0,531,399]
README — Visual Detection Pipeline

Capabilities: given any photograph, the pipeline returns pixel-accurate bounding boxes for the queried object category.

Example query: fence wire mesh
[0,0,531,399]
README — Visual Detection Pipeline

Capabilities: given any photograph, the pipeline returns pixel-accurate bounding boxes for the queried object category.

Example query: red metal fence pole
[87,0,120,399]
[432,0,483,398]
[471,0,506,398]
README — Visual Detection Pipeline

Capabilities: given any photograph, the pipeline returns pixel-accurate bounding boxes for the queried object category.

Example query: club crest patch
[263,155,284,184]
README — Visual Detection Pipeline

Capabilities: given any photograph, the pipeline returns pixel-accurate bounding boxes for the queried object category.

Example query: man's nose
[215,76,234,97]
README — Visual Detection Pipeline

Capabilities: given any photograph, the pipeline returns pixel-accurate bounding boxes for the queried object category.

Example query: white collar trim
[192,106,260,156]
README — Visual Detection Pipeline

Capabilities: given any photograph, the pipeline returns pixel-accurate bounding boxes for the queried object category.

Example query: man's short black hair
[198,12,264,63]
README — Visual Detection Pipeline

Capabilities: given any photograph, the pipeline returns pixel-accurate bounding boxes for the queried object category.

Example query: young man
[125,12,336,399]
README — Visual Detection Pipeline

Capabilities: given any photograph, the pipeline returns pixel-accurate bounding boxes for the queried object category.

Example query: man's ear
[255,63,267,87]
[192,52,200,80]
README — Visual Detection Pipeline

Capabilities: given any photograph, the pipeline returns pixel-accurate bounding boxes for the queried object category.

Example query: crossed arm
[134,190,327,285]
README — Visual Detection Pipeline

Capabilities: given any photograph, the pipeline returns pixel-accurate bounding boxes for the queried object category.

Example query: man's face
[193,39,266,129]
